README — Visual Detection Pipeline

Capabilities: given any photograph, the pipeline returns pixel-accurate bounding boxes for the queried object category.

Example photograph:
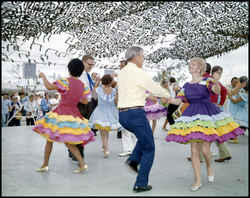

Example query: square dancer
[117,46,169,193]
[33,59,95,173]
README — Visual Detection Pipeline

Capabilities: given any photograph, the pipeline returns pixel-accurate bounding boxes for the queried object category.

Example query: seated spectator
[8,96,22,126]
[24,95,38,125]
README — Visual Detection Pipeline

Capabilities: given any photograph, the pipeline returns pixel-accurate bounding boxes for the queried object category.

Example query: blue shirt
[2,99,11,114]
[40,98,50,112]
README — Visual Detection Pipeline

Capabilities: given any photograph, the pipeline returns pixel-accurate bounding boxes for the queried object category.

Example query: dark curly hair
[205,63,211,73]
[169,77,176,83]
[101,74,113,85]
[68,58,84,77]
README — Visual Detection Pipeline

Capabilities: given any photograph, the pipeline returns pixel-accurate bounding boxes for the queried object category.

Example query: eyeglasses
[86,62,95,67]
[215,71,222,75]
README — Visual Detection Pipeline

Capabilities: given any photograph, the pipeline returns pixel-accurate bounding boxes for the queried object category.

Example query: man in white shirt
[118,60,137,157]
[68,55,97,162]
[117,46,169,193]
[24,95,37,125]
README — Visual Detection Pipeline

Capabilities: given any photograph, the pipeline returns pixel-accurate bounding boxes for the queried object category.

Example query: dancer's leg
[191,142,201,186]
[40,140,53,168]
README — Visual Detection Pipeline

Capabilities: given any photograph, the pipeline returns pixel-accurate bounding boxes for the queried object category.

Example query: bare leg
[201,141,213,176]
[191,142,201,186]
[102,130,109,153]
[65,143,85,168]
[100,130,106,152]
[41,140,53,168]
[152,120,157,134]
[162,118,168,130]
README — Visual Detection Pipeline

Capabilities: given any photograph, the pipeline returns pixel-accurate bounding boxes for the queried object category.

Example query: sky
[1,33,248,89]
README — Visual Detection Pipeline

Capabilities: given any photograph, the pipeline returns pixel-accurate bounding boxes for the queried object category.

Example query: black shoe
[224,156,232,161]
[117,130,122,139]
[214,158,225,162]
[133,185,152,193]
[125,159,138,173]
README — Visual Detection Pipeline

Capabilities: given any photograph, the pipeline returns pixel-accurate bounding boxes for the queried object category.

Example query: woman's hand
[212,80,221,95]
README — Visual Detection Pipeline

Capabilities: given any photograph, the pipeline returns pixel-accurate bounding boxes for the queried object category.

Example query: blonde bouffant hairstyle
[189,57,206,76]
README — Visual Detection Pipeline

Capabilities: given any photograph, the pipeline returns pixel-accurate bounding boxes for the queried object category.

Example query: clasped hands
[160,97,174,105]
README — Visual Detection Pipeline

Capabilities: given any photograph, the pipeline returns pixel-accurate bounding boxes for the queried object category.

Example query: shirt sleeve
[138,70,170,98]
[219,83,227,106]
[53,78,70,95]
[80,83,91,101]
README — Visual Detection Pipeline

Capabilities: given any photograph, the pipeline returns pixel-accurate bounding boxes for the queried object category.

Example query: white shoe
[119,151,132,157]
[208,175,214,183]
[104,151,110,158]
[73,164,88,173]
[191,184,202,191]
[36,166,49,172]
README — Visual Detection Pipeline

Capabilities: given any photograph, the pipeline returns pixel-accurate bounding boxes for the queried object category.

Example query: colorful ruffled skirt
[144,98,167,120]
[165,102,244,144]
[33,112,95,146]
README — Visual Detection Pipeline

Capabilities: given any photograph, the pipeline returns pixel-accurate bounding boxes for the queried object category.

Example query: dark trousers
[8,118,21,126]
[167,104,179,125]
[68,98,98,159]
[119,108,155,188]
[26,117,36,126]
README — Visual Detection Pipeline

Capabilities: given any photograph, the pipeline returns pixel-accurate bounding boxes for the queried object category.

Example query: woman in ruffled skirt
[144,91,168,134]
[165,57,244,191]
[33,59,95,173]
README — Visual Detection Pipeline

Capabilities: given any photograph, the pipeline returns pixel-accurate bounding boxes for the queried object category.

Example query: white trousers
[121,129,137,152]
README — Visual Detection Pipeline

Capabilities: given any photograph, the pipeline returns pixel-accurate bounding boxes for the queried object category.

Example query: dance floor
[2,118,248,196]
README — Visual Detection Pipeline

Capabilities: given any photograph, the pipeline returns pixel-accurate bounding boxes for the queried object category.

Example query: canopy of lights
[2,1,248,71]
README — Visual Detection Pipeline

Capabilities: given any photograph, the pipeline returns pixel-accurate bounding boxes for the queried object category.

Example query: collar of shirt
[80,71,90,88]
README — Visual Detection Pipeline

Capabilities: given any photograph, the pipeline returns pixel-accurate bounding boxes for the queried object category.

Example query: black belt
[119,106,144,112]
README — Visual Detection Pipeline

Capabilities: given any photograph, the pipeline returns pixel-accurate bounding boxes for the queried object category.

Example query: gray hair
[125,46,144,61]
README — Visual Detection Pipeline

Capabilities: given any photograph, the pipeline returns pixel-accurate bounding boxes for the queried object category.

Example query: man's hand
[39,72,46,78]
[160,97,168,104]
[148,95,158,103]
